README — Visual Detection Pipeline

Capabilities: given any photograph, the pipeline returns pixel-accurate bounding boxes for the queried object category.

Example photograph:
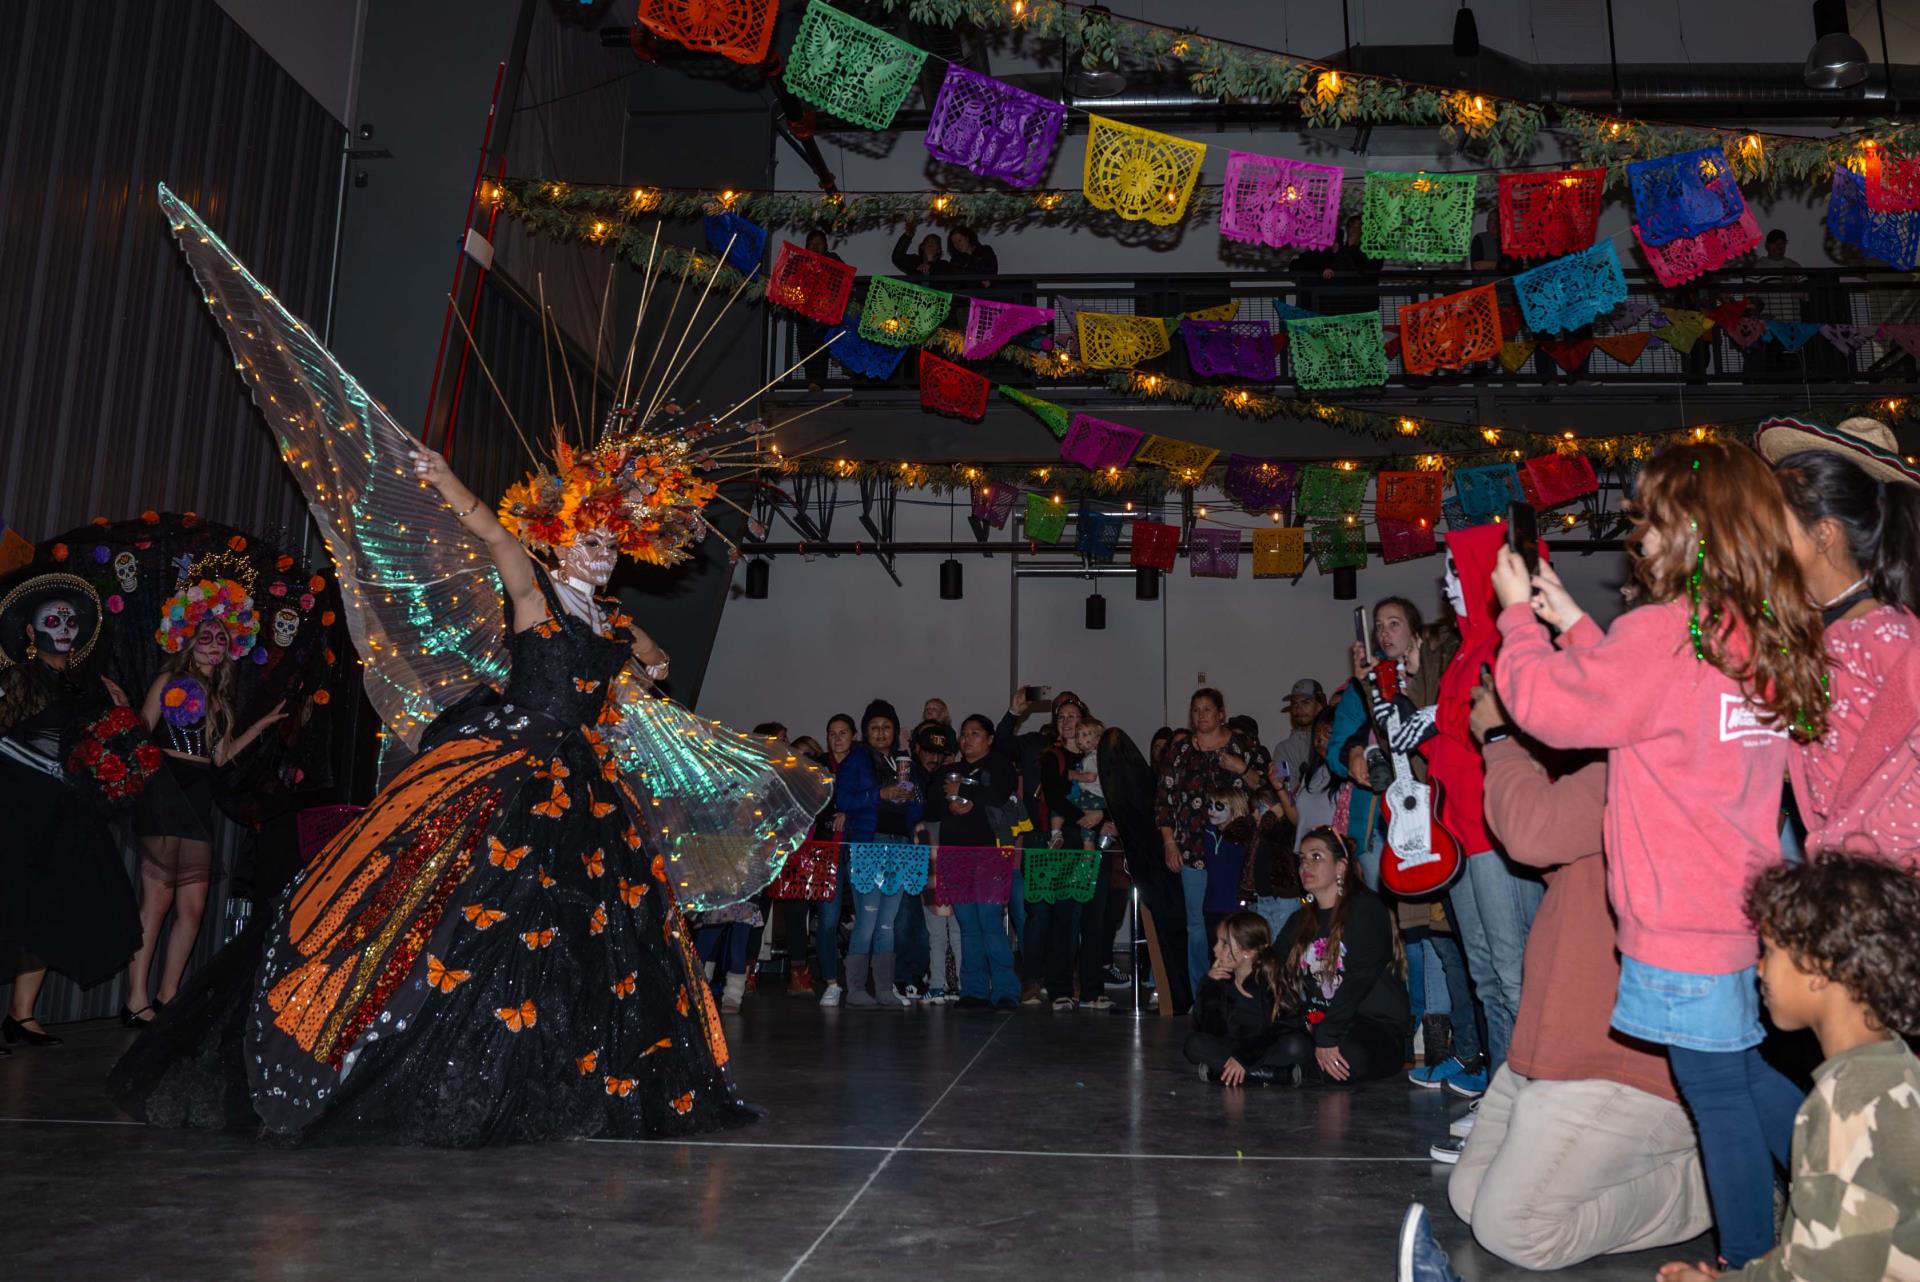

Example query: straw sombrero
[1756,415,1920,488]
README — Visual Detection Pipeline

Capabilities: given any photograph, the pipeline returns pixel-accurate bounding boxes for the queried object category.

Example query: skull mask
[32,599,80,656]
[113,552,138,594]
[272,608,300,648]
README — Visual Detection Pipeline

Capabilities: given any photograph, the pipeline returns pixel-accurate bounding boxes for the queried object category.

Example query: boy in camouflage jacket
[1661,853,1920,1282]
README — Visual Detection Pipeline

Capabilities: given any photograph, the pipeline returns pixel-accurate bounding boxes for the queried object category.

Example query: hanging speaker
[1085,592,1107,630]
[939,560,963,600]
[1135,567,1160,600]
[1452,5,1480,57]
[1332,566,1358,601]
[744,558,770,599]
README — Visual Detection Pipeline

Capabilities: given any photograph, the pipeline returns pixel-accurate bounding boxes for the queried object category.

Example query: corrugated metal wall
[0,0,342,544]
[0,0,343,1023]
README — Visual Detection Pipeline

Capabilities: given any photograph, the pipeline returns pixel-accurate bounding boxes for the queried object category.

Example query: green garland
[493,183,767,297]
[869,0,1920,184]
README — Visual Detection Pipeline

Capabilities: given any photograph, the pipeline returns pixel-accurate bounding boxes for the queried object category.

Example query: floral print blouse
[1153,731,1261,868]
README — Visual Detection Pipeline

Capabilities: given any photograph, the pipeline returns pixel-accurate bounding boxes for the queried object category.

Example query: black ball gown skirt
[0,750,141,988]
[109,699,760,1146]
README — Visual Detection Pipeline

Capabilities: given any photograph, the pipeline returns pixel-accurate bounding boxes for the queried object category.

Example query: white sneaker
[818,982,843,1007]
[1429,1137,1465,1164]
[1448,1108,1478,1140]
[1412,1024,1425,1059]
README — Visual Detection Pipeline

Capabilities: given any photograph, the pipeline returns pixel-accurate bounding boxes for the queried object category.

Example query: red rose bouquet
[63,705,162,810]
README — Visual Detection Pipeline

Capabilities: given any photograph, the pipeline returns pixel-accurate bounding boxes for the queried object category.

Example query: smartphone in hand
[1506,501,1540,576]
[1352,605,1369,648]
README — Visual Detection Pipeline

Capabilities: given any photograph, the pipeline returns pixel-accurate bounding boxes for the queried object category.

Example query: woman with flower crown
[121,560,288,1029]
[111,186,830,1146]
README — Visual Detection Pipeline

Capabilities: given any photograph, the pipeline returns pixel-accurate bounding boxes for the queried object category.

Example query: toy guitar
[1364,660,1464,897]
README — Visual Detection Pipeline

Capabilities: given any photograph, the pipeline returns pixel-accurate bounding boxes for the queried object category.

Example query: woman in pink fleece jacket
[1486,441,1832,1270]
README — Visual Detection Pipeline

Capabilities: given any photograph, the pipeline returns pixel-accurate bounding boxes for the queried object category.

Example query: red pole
[424,60,508,462]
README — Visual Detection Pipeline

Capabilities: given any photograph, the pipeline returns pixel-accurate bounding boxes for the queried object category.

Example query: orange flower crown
[496,433,719,567]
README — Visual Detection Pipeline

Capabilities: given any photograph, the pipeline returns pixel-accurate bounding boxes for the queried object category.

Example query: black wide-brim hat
[0,572,103,668]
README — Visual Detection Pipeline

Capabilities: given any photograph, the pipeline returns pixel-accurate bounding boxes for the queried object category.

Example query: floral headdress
[158,549,260,658]
[495,432,719,567]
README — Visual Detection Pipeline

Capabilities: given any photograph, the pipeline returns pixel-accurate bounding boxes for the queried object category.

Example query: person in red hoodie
[1390,523,1545,1102]
[1489,441,1831,1269]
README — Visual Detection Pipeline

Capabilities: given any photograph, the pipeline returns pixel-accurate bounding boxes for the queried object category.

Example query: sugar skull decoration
[156,549,260,660]
[113,552,138,594]
[272,607,300,648]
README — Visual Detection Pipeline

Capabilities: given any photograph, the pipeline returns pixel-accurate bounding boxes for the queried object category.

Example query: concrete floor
[0,995,1708,1281]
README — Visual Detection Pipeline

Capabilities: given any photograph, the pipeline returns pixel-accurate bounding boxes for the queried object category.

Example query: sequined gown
[110,573,757,1146]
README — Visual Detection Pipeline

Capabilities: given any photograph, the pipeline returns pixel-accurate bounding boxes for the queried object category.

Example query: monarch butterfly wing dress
[109,185,829,1146]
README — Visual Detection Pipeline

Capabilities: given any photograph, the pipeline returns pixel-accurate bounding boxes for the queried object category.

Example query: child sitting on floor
[1658,853,1920,1282]
[1184,912,1295,1086]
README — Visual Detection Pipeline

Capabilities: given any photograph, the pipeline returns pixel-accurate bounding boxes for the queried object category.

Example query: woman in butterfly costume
[110,185,830,1146]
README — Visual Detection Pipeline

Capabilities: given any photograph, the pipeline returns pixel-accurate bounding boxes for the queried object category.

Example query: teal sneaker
[1408,1055,1469,1089]
[1444,1066,1490,1099]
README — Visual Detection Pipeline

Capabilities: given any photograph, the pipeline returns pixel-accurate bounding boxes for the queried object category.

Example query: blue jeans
[893,893,930,983]
[1427,928,1483,1065]
[954,901,1018,1002]
[1008,869,1027,944]
[814,850,849,983]
[694,923,749,975]
[1668,1045,1802,1267]
[1446,851,1543,1072]
[848,889,903,956]
[1253,895,1300,944]
[1180,866,1209,1001]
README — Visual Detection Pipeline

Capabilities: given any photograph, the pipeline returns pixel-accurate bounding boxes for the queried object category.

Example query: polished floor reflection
[0,998,1708,1280]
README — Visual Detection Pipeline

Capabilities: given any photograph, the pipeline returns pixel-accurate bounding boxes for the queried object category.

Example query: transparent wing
[603,664,834,910]
[162,183,829,903]
[158,183,507,749]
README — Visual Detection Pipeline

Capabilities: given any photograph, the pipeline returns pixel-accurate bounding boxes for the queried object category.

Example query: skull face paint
[33,600,80,654]
[558,527,617,588]
[192,619,230,664]
[272,608,300,647]
[1443,551,1466,618]
[113,552,138,593]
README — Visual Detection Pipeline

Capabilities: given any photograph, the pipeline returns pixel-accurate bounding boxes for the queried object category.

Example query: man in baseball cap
[1273,679,1326,782]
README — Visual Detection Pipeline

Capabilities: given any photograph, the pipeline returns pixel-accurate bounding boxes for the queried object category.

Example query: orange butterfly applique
[576,1050,599,1074]
[616,878,645,908]
[605,1076,637,1097]
[609,610,634,631]
[487,837,528,870]
[534,618,562,639]
[521,928,556,950]
[532,780,571,819]
[464,905,506,930]
[589,797,616,818]
[670,1092,694,1115]
[623,826,642,850]
[600,758,619,782]
[589,904,608,935]
[640,1036,673,1058]
[675,989,691,1016]
[582,848,605,878]
[496,1000,538,1031]
[426,955,471,993]
[538,869,556,888]
[650,853,666,882]
[573,677,600,693]
[536,757,571,780]
[611,972,637,998]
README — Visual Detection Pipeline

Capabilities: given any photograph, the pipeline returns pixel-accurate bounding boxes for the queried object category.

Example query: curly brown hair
[1628,441,1829,740]
[1744,854,1920,1036]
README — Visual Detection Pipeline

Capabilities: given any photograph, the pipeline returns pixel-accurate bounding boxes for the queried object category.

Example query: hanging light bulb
[1452,2,1480,56]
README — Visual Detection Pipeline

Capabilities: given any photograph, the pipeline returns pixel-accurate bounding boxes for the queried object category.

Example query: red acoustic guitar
[1363,660,1465,898]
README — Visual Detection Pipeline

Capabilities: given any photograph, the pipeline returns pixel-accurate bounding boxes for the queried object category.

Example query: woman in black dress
[0,573,142,1048]
[124,569,287,1026]
[110,441,799,1144]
